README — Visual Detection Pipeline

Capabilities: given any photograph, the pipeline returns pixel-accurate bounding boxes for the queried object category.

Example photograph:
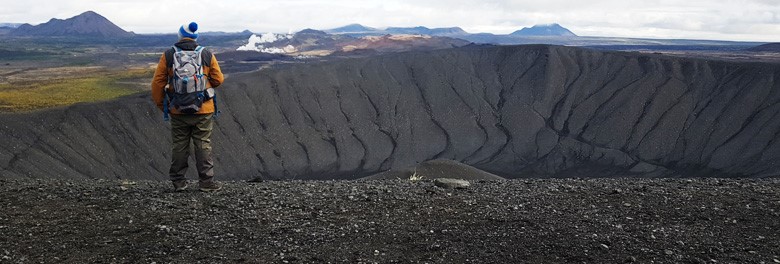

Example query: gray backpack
[164,46,215,117]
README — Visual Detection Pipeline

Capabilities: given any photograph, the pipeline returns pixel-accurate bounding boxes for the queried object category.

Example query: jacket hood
[175,38,199,50]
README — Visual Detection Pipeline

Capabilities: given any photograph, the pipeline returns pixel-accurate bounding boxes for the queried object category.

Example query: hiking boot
[172,180,188,192]
[199,181,223,192]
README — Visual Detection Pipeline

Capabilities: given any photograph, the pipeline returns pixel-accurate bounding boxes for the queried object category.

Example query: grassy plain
[0,37,171,112]
[0,67,153,112]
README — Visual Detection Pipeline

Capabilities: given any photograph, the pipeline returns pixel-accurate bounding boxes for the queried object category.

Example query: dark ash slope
[1,45,779,180]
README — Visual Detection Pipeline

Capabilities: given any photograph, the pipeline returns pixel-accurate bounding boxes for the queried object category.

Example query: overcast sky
[0,0,778,42]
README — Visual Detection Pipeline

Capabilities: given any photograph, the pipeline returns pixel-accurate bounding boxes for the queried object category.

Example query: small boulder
[434,178,470,189]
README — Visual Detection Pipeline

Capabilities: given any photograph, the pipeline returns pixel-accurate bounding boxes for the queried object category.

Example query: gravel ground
[1,178,779,263]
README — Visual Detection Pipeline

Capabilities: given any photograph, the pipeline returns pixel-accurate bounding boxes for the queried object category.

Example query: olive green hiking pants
[169,114,214,183]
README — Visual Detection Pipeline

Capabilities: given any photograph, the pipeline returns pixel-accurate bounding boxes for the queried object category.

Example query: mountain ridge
[325,23,576,37]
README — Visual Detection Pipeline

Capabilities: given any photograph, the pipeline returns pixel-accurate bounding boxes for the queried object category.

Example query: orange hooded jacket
[151,38,224,115]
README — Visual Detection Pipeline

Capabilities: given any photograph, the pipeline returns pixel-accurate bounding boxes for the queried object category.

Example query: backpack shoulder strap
[200,48,213,67]
[164,47,176,68]
[193,46,204,62]
[193,46,205,74]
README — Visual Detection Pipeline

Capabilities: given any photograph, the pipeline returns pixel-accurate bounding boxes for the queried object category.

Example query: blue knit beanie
[178,22,199,40]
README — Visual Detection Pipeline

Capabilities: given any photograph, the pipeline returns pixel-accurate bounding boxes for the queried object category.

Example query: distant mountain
[323,23,761,47]
[327,23,579,39]
[385,26,431,35]
[747,43,780,52]
[430,27,468,36]
[11,11,134,38]
[326,24,378,34]
[294,28,331,38]
[383,26,469,36]
[326,24,469,37]
[510,23,576,37]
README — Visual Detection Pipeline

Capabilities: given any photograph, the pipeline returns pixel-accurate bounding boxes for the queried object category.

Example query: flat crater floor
[1,178,779,263]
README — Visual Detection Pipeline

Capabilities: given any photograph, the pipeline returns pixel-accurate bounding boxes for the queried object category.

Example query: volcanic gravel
[1,178,779,263]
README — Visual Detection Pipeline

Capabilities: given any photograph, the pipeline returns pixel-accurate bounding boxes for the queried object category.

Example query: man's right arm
[151,54,169,111]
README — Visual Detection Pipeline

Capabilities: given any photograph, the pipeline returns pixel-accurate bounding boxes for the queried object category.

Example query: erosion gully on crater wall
[1,44,779,180]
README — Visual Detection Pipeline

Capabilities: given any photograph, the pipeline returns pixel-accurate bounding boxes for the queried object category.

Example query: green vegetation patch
[0,48,62,61]
[0,68,152,112]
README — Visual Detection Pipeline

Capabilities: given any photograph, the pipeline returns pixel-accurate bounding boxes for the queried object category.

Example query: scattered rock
[1,178,779,263]
[433,178,470,189]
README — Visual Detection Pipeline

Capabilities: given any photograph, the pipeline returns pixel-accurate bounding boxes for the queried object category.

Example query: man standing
[152,22,225,192]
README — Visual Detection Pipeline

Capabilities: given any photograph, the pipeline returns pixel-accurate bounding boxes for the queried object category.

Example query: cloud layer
[0,0,777,41]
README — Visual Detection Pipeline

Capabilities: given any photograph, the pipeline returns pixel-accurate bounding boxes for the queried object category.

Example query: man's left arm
[207,54,224,88]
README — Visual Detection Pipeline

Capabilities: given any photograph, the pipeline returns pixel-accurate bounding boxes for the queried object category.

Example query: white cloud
[0,0,777,42]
